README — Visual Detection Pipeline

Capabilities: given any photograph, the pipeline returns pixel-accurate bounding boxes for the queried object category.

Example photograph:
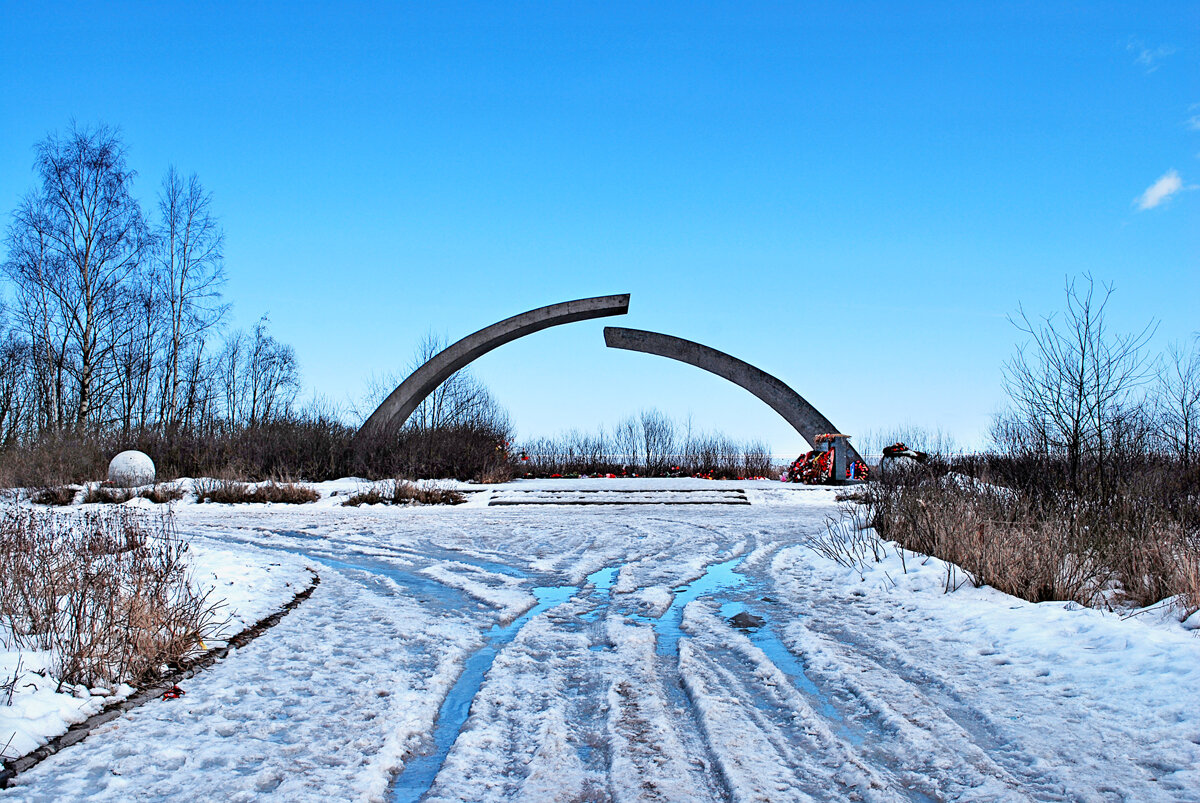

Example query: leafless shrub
[83,486,135,504]
[861,455,1200,609]
[0,507,224,688]
[373,423,512,482]
[80,483,186,505]
[478,463,513,484]
[341,486,388,506]
[864,464,1098,602]
[516,409,778,479]
[0,412,516,487]
[804,504,887,579]
[343,480,465,507]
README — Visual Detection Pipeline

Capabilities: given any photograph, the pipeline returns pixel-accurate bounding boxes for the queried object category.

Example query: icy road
[5,479,1200,802]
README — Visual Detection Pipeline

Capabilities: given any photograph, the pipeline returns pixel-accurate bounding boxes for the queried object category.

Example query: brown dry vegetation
[342,480,466,507]
[30,486,78,506]
[79,484,186,505]
[194,479,318,505]
[0,507,224,688]
[854,279,1200,615]
[862,457,1200,613]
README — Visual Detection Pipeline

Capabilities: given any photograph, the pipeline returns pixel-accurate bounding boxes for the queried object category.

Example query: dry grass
[140,484,186,504]
[82,486,133,504]
[195,478,318,504]
[250,482,320,504]
[0,416,515,488]
[343,480,465,507]
[79,483,187,505]
[194,478,249,504]
[31,486,78,506]
[0,507,224,688]
[1174,550,1200,618]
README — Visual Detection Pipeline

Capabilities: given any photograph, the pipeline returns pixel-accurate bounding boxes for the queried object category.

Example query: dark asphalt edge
[0,569,321,790]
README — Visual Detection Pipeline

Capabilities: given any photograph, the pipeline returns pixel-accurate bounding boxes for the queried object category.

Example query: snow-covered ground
[3,478,1199,801]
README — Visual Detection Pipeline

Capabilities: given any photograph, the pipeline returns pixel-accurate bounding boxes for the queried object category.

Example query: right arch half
[603,327,864,464]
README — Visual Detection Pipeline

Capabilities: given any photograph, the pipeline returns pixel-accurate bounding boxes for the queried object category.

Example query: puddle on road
[587,566,619,593]
[275,544,582,802]
[578,566,619,624]
[652,557,748,656]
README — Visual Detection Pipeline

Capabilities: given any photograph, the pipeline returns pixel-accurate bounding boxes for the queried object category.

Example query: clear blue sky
[2,2,1197,454]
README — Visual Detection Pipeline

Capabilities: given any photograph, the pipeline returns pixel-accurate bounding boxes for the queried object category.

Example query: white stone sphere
[108,450,156,488]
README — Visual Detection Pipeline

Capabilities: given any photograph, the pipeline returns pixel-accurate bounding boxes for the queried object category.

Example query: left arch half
[357,294,630,441]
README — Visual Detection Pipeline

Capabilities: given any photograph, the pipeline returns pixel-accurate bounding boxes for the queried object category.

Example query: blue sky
[2,2,1197,454]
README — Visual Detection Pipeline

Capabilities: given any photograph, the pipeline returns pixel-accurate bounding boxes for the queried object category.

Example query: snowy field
[4,478,1200,801]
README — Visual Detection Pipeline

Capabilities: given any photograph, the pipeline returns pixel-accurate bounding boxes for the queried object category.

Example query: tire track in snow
[775,617,1033,802]
[677,603,903,803]
[418,612,602,802]
[604,616,724,803]
[765,551,1135,801]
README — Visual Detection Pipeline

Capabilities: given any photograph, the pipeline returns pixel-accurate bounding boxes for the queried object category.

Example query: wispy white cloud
[1127,38,1177,73]
[1135,169,1187,210]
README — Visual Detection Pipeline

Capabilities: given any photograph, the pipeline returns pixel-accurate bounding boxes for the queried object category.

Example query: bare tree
[1001,275,1155,491]
[1156,339,1200,469]
[217,317,299,428]
[0,307,32,443]
[4,193,72,431]
[108,277,161,434]
[1,124,149,430]
[217,329,245,426]
[612,414,641,467]
[244,317,299,425]
[154,167,227,428]
[403,332,508,432]
[640,408,676,473]
[181,346,218,432]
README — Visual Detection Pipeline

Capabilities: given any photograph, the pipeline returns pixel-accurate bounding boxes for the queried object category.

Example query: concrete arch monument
[603,326,864,464]
[358,294,630,440]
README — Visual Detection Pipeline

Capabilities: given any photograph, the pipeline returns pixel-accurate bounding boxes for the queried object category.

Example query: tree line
[0,123,299,443]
